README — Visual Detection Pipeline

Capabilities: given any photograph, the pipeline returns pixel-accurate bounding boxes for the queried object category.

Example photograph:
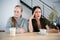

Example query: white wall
[0,0,31,30]
[22,4,32,19]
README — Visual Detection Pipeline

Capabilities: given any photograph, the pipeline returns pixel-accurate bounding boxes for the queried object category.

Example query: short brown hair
[15,5,23,12]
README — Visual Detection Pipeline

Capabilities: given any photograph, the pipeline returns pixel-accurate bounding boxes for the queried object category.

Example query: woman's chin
[37,17,40,19]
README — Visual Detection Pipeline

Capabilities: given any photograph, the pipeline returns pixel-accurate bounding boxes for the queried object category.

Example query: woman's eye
[35,11,38,13]
[39,10,41,13]
[17,11,19,13]
[35,11,41,13]
[14,11,19,13]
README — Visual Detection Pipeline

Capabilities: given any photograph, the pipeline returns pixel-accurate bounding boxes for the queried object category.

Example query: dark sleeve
[48,23,59,30]
[32,19,40,32]
[40,18,47,29]
[42,17,59,30]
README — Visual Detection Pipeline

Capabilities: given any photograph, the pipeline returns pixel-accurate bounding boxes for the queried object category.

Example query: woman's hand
[29,13,35,20]
[18,28,25,33]
[46,29,59,33]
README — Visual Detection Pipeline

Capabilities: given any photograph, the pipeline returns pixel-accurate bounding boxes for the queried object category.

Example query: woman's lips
[37,16,40,17]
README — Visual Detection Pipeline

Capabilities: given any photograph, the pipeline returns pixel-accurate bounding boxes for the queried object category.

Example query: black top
[32,17,58,32]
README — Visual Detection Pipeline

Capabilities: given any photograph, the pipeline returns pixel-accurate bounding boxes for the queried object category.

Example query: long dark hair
[32,6,41,14]
[32,6,42,18]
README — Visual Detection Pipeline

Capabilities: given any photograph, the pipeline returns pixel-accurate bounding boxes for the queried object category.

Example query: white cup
[9,27,16,36]
[39,29,47,34]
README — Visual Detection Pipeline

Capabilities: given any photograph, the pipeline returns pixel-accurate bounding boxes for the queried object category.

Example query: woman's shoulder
[22,17,27,20]
[32,18,44,21]
[32,19,37,23]
[21,17,28,22]
[8,16,14,19]
[40,17,45,20]
[32,18,36,20]
[7,17,12,21]
[7,16,16,22]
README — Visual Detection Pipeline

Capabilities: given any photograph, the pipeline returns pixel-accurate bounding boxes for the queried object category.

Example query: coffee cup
[9,27,16,36]
[39,29,47,35]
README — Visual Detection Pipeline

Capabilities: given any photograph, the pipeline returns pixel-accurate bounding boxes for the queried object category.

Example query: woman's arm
[46,25,59,33]
[28,19,33,32]
[46,29,59,33]
[28,13,35,32]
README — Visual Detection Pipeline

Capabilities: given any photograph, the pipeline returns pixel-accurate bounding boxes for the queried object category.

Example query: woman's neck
[15,16,21,19]
[35,18,41,29]
[35,18,40,21]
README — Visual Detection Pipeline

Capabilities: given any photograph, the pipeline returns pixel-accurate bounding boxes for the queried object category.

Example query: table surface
[0,32,60,40]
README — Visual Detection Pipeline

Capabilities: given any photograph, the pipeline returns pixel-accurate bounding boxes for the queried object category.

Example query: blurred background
[0,0,60,31]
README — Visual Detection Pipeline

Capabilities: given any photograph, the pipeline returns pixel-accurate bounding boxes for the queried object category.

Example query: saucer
[38,32,48,35]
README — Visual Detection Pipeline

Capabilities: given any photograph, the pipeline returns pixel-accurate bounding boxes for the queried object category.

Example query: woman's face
[14,7,22,18]
[34,8,41,19]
